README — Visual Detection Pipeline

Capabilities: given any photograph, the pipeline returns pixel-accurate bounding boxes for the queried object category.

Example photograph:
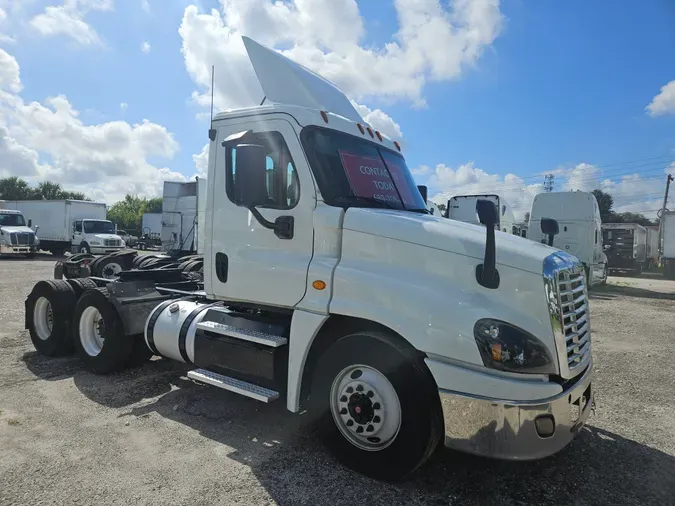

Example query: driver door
[208,118,315,308]
[73,220,83,249]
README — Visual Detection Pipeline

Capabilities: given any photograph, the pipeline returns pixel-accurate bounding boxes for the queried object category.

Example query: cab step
[187,369,280,403]
[196,321,288,348]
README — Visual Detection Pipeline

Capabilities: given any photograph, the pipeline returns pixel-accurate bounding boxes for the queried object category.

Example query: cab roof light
[320,111,329,123]
[375,131,383,141]
[394,141,401,151]
[366,127,374,138]
[357,123,365,134]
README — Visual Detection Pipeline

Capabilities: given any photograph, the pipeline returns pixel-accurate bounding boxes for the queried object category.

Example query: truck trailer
[662,211,675,279]
[24,37,593,481]
[445,194,516,234]
[602,223,647,275]
[2,200,124,256]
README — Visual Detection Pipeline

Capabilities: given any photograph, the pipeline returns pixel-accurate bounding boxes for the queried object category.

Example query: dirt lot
[1,256,674,506]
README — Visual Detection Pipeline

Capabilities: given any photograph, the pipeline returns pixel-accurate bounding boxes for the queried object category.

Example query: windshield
[83,220,115,234]
[301,127,427,211]
[0,213,26,227]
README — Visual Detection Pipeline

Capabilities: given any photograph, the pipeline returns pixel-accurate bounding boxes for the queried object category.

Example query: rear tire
[72,288,133,374]
[308,331,443,481]
[93,256,125,279]
[25,280,77,356]
[66,277,98,298]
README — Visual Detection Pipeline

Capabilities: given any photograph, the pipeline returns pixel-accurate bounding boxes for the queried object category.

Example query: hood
[0,226,34,234]
[92,234,122,241]
[343,209,557,275]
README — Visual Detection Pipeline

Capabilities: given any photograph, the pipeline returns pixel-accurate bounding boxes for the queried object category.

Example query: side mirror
[540,218,559,247]
[475,199,499,289]
[28,219,32,227]
[476,200,498,228]
[233,144,269,208]
[417,185,428,204]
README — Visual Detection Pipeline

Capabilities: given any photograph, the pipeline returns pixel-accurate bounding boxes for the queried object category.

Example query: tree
[106,194,163,233]
[611,212,657,227]
[0,177,36,200]
[37,181,64,200]
[437,203,446,215]
[524,212,530,224]
[143,197,163,214]
[592,189,614,223]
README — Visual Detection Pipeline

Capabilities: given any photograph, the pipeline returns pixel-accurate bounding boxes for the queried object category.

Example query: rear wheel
[73,288,134,374]
[309,331,443,481]
[94,256,125,279]
[25,280,77,356]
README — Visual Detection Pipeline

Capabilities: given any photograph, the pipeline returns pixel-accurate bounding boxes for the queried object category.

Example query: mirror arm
[248,207,294,240]
[476,225,500,289]
[249,207,276,231]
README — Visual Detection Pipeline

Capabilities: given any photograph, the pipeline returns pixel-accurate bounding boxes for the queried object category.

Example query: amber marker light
[312,280,327,290]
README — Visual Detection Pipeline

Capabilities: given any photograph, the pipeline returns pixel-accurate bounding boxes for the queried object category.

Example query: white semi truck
[602,223,648,275]
[529,191,608,286]
[23,37,593,480]
[2,200,124,256]
[445,194,517,234]
[0,208,40,256]
[661,211,675,279]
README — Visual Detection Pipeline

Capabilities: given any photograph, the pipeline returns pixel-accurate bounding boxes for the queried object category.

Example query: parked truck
[646,226,659,270]
[661,211,675,279]
[528,191,608,286]
[1,200,124,256]
[602,223,647,275]
[445,194,516,234]
[0,208,40,256]
[23,36,593,481]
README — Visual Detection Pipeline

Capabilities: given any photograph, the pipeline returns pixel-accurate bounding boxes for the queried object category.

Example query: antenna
[208,65,216,142]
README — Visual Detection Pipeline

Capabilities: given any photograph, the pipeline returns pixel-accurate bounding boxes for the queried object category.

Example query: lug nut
[356,385,364,392]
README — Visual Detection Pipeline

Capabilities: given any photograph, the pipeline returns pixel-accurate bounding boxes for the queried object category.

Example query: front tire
[80,243,91,254]
[309,331,443,481]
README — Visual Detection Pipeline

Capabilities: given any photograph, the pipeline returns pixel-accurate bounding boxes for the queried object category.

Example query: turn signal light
[312,280,327,290]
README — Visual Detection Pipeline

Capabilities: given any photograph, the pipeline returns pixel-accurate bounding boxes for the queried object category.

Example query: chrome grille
[544,252,592,379]
[104,239,121,247]
[10,232,34,245]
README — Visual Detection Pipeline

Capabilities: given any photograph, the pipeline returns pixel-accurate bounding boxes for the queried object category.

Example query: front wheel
[309,331,443,481]
[79,243,91,254]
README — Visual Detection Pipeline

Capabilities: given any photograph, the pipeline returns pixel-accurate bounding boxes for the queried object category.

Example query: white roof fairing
[242,36,364,123]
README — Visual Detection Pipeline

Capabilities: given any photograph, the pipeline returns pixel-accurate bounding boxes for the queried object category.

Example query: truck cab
[529,191,608,286]
[24,36,594,481]
[445,194,516,234]
[72,219,124,254]
[0,209,39,256]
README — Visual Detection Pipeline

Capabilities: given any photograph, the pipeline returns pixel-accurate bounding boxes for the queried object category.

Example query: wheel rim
[329,364,402,452]
[80,246,88,253]
[33,297,53,340]
[101,262,123,279]
[79,306,105,357]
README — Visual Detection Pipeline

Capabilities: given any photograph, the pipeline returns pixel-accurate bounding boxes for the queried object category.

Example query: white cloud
[419,160,672,220]
[178,0,503,111]
[141,0,149,14]
[0,45,185,203]
[646,80,675,117]
[141,40,151,53]
[193,143,209,179]
[351,102,403,140]
[120,102,128,110]
[29,0,113,46]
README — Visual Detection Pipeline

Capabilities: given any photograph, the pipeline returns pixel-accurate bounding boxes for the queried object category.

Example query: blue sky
[1,0,674,218]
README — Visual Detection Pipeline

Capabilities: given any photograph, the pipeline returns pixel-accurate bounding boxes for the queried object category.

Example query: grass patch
[7,419,20,426]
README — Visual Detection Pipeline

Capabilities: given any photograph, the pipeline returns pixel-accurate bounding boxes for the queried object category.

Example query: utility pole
[658,173,674,259]
[544,174,555,192]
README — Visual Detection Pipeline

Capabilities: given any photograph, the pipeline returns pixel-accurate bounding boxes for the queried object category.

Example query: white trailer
[646,226,659,269]
[3,200,124,255]
[528,191,607,286]
[446,194,516,234]
[662,211,675,279]
[141,213,162,236]
[24,36,593,481]
[161,181,198,253]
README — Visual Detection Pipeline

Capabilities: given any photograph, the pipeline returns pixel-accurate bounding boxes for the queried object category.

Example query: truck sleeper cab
[24,36,593,481]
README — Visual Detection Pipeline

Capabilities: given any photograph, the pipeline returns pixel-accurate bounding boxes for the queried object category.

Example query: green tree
[524,211,530,224]
[37,181,64,200]
[0,177,36,200]
[592,189,614,223]
[611,212,657,227]
[143,197,163,214]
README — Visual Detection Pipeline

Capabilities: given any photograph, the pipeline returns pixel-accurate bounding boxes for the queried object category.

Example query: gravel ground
[1,256,674,506]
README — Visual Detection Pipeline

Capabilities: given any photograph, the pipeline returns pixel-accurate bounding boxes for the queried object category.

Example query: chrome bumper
[439,363,593,460]
[0,244,33,254]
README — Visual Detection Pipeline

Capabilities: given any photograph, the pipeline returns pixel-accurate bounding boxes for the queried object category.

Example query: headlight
[474,319,556,374]
[90,241,101,245]
[120,240,126,247]
[34,237,40,245]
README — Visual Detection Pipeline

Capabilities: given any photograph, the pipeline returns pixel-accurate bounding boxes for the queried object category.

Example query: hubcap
[330,364,401,451]
[81,246,88,253]
[101,262,123,279]
[33,297,54,340]
[79,306,105,357]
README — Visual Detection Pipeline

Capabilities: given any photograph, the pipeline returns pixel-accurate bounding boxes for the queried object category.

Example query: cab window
[74,221,82,233]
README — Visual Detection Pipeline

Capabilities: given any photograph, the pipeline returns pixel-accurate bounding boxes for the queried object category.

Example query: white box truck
[662,211,675,279]
[4,200,124,255]
[23,36,593,481]
[646,226,659,269]
[445,194,516,234]
[602,223,647,275]
[528,192,608,286]
[161,181,199,253]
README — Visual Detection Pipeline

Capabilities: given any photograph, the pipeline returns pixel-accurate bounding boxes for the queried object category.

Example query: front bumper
[439,362,593,460]
[0,244,35,254]
[90,246,123,255]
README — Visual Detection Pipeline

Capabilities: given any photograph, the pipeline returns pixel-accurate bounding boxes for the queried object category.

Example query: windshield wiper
[333,195,399,210]
[408,208,431,214]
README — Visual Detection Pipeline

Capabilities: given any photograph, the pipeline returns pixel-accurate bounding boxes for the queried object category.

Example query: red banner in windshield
[339,151,415,208]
